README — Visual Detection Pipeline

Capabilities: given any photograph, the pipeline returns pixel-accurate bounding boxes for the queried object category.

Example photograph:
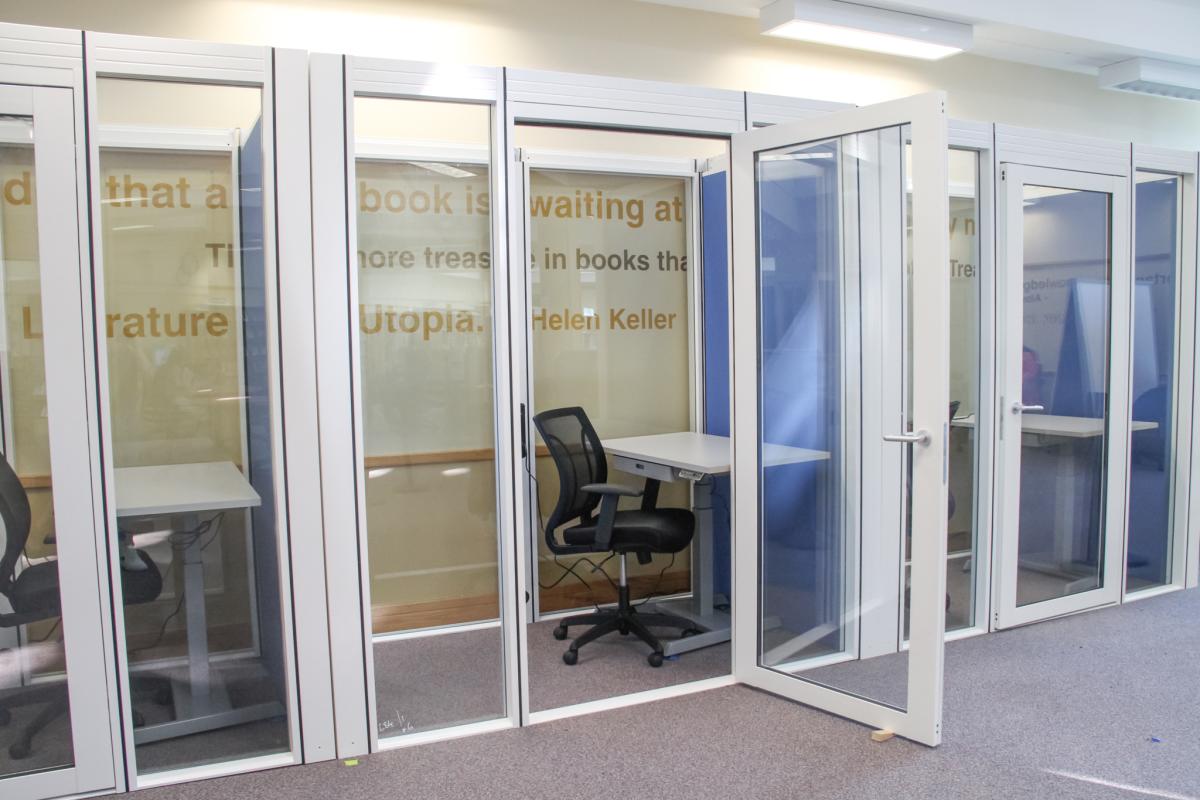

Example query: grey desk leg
[654,475,729,657]
[691,477,715,617]
[135,512,285,745]
[179,512,211,711]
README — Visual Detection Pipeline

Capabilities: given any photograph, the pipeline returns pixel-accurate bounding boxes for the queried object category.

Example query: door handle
[882,429,929,445]
[1011,402,1045,414]
[520,403,528,459]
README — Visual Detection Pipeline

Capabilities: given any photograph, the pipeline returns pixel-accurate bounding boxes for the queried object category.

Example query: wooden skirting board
[372,569,692,634]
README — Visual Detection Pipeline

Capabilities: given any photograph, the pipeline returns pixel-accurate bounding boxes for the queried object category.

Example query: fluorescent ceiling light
[1098,58,1200,102]
[760,0,972,61]
[408,161,476,178]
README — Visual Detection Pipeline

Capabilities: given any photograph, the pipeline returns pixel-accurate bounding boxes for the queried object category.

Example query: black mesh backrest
[533,407,607,548]
[0,451,32,598]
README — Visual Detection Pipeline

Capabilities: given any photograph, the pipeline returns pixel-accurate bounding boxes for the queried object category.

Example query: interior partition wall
[311,55,521,755]
[82,33,327,788]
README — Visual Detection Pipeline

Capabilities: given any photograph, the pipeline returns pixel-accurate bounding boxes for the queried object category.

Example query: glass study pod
[0,75,121,800]
[502,67,754,724]
[993,138,1197,628]
[84,34,309,783]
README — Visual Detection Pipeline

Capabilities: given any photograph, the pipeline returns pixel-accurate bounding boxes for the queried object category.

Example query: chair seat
[563,508,694,554]
[11,551,162,616]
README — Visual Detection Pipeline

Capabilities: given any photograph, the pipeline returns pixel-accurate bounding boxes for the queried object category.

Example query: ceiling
[636,0,1200,75]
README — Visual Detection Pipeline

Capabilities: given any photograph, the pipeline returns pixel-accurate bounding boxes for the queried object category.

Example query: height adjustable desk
[116,460,282,744]
[602,432,830,657]
[952,414,1157,578]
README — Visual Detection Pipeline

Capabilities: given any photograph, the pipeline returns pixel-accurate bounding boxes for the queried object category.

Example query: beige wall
[5,0,1200,148]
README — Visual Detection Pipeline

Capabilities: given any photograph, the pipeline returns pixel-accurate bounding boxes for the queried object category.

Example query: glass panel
[0,119,76,777]
[519,125,729,712]
[903,148,980,637]
[95,79,290,774]
[1126,173,1181,592]
[757,127,909,709]
[527,166,695,613]
[352,96,505,738]
[1016,184,1112,606]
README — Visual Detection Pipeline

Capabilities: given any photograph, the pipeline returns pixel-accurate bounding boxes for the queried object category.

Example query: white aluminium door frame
[0,23,124,800]
[1128,146,1198,599]
[945,119,998,640]
[309,54,520,756]
[731,92,950,746]
[0,79,120,800]
[994,163,1131,629]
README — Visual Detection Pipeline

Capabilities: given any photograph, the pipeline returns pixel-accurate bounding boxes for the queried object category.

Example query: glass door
[994,165,1130,628]
[0,84,118,799]
[730,93,950,745]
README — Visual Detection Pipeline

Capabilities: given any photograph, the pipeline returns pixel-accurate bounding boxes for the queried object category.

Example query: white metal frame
[1188,153,1200,591]
[82,32,313,788]
[731,92,950,746]
[945,120,997,640]
[0,74,121,800]
[505,68,746,727]
[309,54,521,757]
[1125,145,1198,600]
[993,163,1131,629]
[745,91,853,127]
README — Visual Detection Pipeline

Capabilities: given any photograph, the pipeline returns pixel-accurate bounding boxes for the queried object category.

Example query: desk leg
[653,476,730,657]
[134,511,284,745]
[179,512,212,711]
[691,477,714,617]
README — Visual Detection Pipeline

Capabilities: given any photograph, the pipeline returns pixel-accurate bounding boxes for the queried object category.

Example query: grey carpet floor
[131,588,1200,800]
[0,660,290,779]
[371,616,731,734]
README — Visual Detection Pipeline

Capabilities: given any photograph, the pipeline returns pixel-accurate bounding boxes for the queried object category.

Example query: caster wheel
[618,621,630,636]
[552,625,568,641]
[133,710,145,728]
[0,707,11,726]
[562,649,578,666]
[154,687,173,706]
[9,740,31,760]
[647,652,664,668]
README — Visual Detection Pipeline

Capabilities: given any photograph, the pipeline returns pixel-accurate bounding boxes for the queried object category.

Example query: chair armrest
[581,482,643,498]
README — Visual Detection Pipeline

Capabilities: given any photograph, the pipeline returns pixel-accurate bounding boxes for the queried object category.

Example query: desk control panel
[612,454,708,484]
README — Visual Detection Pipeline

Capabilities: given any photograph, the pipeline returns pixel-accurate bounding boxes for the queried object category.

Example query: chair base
[0,675,170,760]
[554,583,699,667]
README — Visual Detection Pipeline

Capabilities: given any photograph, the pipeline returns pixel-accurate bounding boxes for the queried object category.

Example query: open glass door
[0,85,118,798]
[994,165,1129,628]
[731,93,949,745]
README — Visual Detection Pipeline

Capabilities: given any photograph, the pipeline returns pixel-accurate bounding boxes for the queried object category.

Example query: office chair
[0,451,163,759]
[533,407,696,667]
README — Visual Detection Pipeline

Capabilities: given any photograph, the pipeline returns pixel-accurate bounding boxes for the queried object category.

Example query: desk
[952,414,1157,582]
[116,461,278,744]
[951,413,1156,438]
[602,432,830,657]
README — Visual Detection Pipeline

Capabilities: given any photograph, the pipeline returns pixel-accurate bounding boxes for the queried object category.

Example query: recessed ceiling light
[1099,58,1200,102]
[760,0,973,61]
